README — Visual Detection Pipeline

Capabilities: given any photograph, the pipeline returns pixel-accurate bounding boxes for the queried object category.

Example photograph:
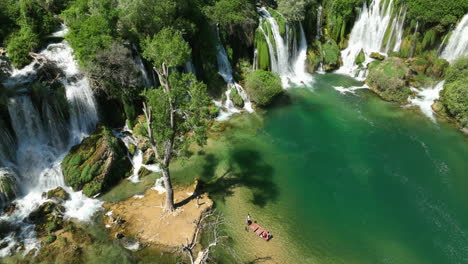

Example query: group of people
[246,213,272,240]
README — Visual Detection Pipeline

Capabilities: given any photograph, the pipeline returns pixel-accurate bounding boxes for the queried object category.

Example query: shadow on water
[199,148,279,208]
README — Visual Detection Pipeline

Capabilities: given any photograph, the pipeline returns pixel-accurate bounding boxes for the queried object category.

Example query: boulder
[0,167,18,205]
[370,52,385,61]
[42,187,70,203]
[366,57,412,104]
[61,126,131,197]
[229,88,244,108]
[355,49,365,65]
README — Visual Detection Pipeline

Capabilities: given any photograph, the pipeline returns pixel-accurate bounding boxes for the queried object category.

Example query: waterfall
[441,13,468,63]
[133,46,151,87]
[184,60,197,75]
[385,6,407,53]
[316,5,323,40]
[337,0,396,80]
[409,21,419,58]
[214,28,253,121]
[257,7,313,88]
[0,27,102,257]
[408,81,445,122]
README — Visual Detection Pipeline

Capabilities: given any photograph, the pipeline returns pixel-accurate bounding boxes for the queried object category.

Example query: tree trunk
[162,166,175,212]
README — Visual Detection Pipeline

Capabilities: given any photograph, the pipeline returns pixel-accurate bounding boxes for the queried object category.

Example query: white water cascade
[316,5,323,40]
[385,6,407,53]
[408,81,445,122]
[441,13,468,63]
[337,0,398,80]
[257,8,313,88]
[0,28,102,257]
[133,47,152,88]
[214,28,254,121]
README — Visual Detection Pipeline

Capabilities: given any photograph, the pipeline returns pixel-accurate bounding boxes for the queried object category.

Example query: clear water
[198,73,468,264]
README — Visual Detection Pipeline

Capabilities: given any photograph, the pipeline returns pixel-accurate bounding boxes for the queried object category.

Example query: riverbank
[103,182,213,250]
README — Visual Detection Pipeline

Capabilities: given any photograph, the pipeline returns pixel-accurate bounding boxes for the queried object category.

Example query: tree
[277,0,315,22]
[141,28,211,211]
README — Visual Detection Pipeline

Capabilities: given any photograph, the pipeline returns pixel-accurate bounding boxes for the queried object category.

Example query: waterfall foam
[337,0,397,80]
[257,8,313,88]
[215,28,253,121]
[316,5,323,40]
[0,28,101,257]
[408,81,445,122]
[441,13,468,63]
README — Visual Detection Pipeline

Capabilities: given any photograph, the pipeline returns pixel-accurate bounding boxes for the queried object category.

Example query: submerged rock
[62,126,131,197]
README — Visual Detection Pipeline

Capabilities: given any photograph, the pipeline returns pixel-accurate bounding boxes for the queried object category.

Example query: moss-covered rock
[229,88,244,108]
[366,57,412,103]
[44,234,57,244]
[370,52,385,61]
[245,70,283,106]
[42,187,70,202]
[322,39,341,71]
[0,168,17,205]
[28,201,65,236]
[62,126,131,197]
[355,49,365,65]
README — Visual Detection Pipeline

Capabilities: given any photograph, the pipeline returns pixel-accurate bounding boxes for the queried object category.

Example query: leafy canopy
[142,72,211,158]
[141,27,190,70]
[440,57,468,128]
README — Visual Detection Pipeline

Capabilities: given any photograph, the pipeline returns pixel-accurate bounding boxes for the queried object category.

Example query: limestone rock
[370,52,385,61]
[61,126,131,197]
[42,187,70,203]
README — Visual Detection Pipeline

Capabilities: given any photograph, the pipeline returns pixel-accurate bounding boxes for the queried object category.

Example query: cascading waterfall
[214,28,253,121]
[133,46,152,87]
[0,27,102,257]
[385,6,407,53]
[408,81,445,122]
[441,13,468,63]
[257,8,313,88]
[184,60,197,75]
[337,0,397,80]
[316,5,323,40]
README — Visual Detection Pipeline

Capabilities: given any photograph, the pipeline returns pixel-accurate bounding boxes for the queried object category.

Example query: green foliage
[6,25,39,67]
[0,0,20,45]
[143,72,211,160]
[440,57,468,128]
[141,27,190,70]
[277,0,314,22]
[366,57,411,103]
[322,39,340,70]
[230,88,244,107]
[254,29,271,71]
[204,0,257,43]
[268,8,287,36]
[19,0,58,36]
[44,235,57,244]
[354,49,365,65]
[404,0,468,27]
[245,70,283,106]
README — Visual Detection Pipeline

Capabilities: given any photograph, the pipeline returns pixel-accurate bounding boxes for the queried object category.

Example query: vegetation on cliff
[245,70,283,106]
[440,58,468,130]
[61,126,131,197]
[366,57,411,103]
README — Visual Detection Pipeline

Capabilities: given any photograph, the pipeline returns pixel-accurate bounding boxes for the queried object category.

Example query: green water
[198,74,468,264]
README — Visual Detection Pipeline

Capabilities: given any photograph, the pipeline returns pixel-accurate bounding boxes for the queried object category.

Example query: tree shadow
[198,148,279,208]
[245,256,273,264]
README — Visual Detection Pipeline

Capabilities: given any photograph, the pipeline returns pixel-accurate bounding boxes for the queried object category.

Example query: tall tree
[141,27,211,211]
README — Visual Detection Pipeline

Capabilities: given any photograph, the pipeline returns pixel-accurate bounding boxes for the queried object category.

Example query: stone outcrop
[61,126,131,197]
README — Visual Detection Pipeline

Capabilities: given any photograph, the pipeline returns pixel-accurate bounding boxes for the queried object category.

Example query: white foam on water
[152,178,166,194]
[408,81,445,122]
[63,189,103,222]
[333,85,369,94]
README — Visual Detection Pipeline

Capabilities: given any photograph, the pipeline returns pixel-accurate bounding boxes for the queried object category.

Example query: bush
[6,26,39,68]
[440,57,468,128]
[366,57,411,103]
[322,39,340,70]
[44,234,57,244]
[245,70,283,106]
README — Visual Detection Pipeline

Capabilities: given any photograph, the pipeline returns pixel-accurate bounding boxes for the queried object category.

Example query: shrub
[6,26,39,68]
[366,57,411,103]
[44,234,57,244]
[440,57,468,128]
[245,70,283,106]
